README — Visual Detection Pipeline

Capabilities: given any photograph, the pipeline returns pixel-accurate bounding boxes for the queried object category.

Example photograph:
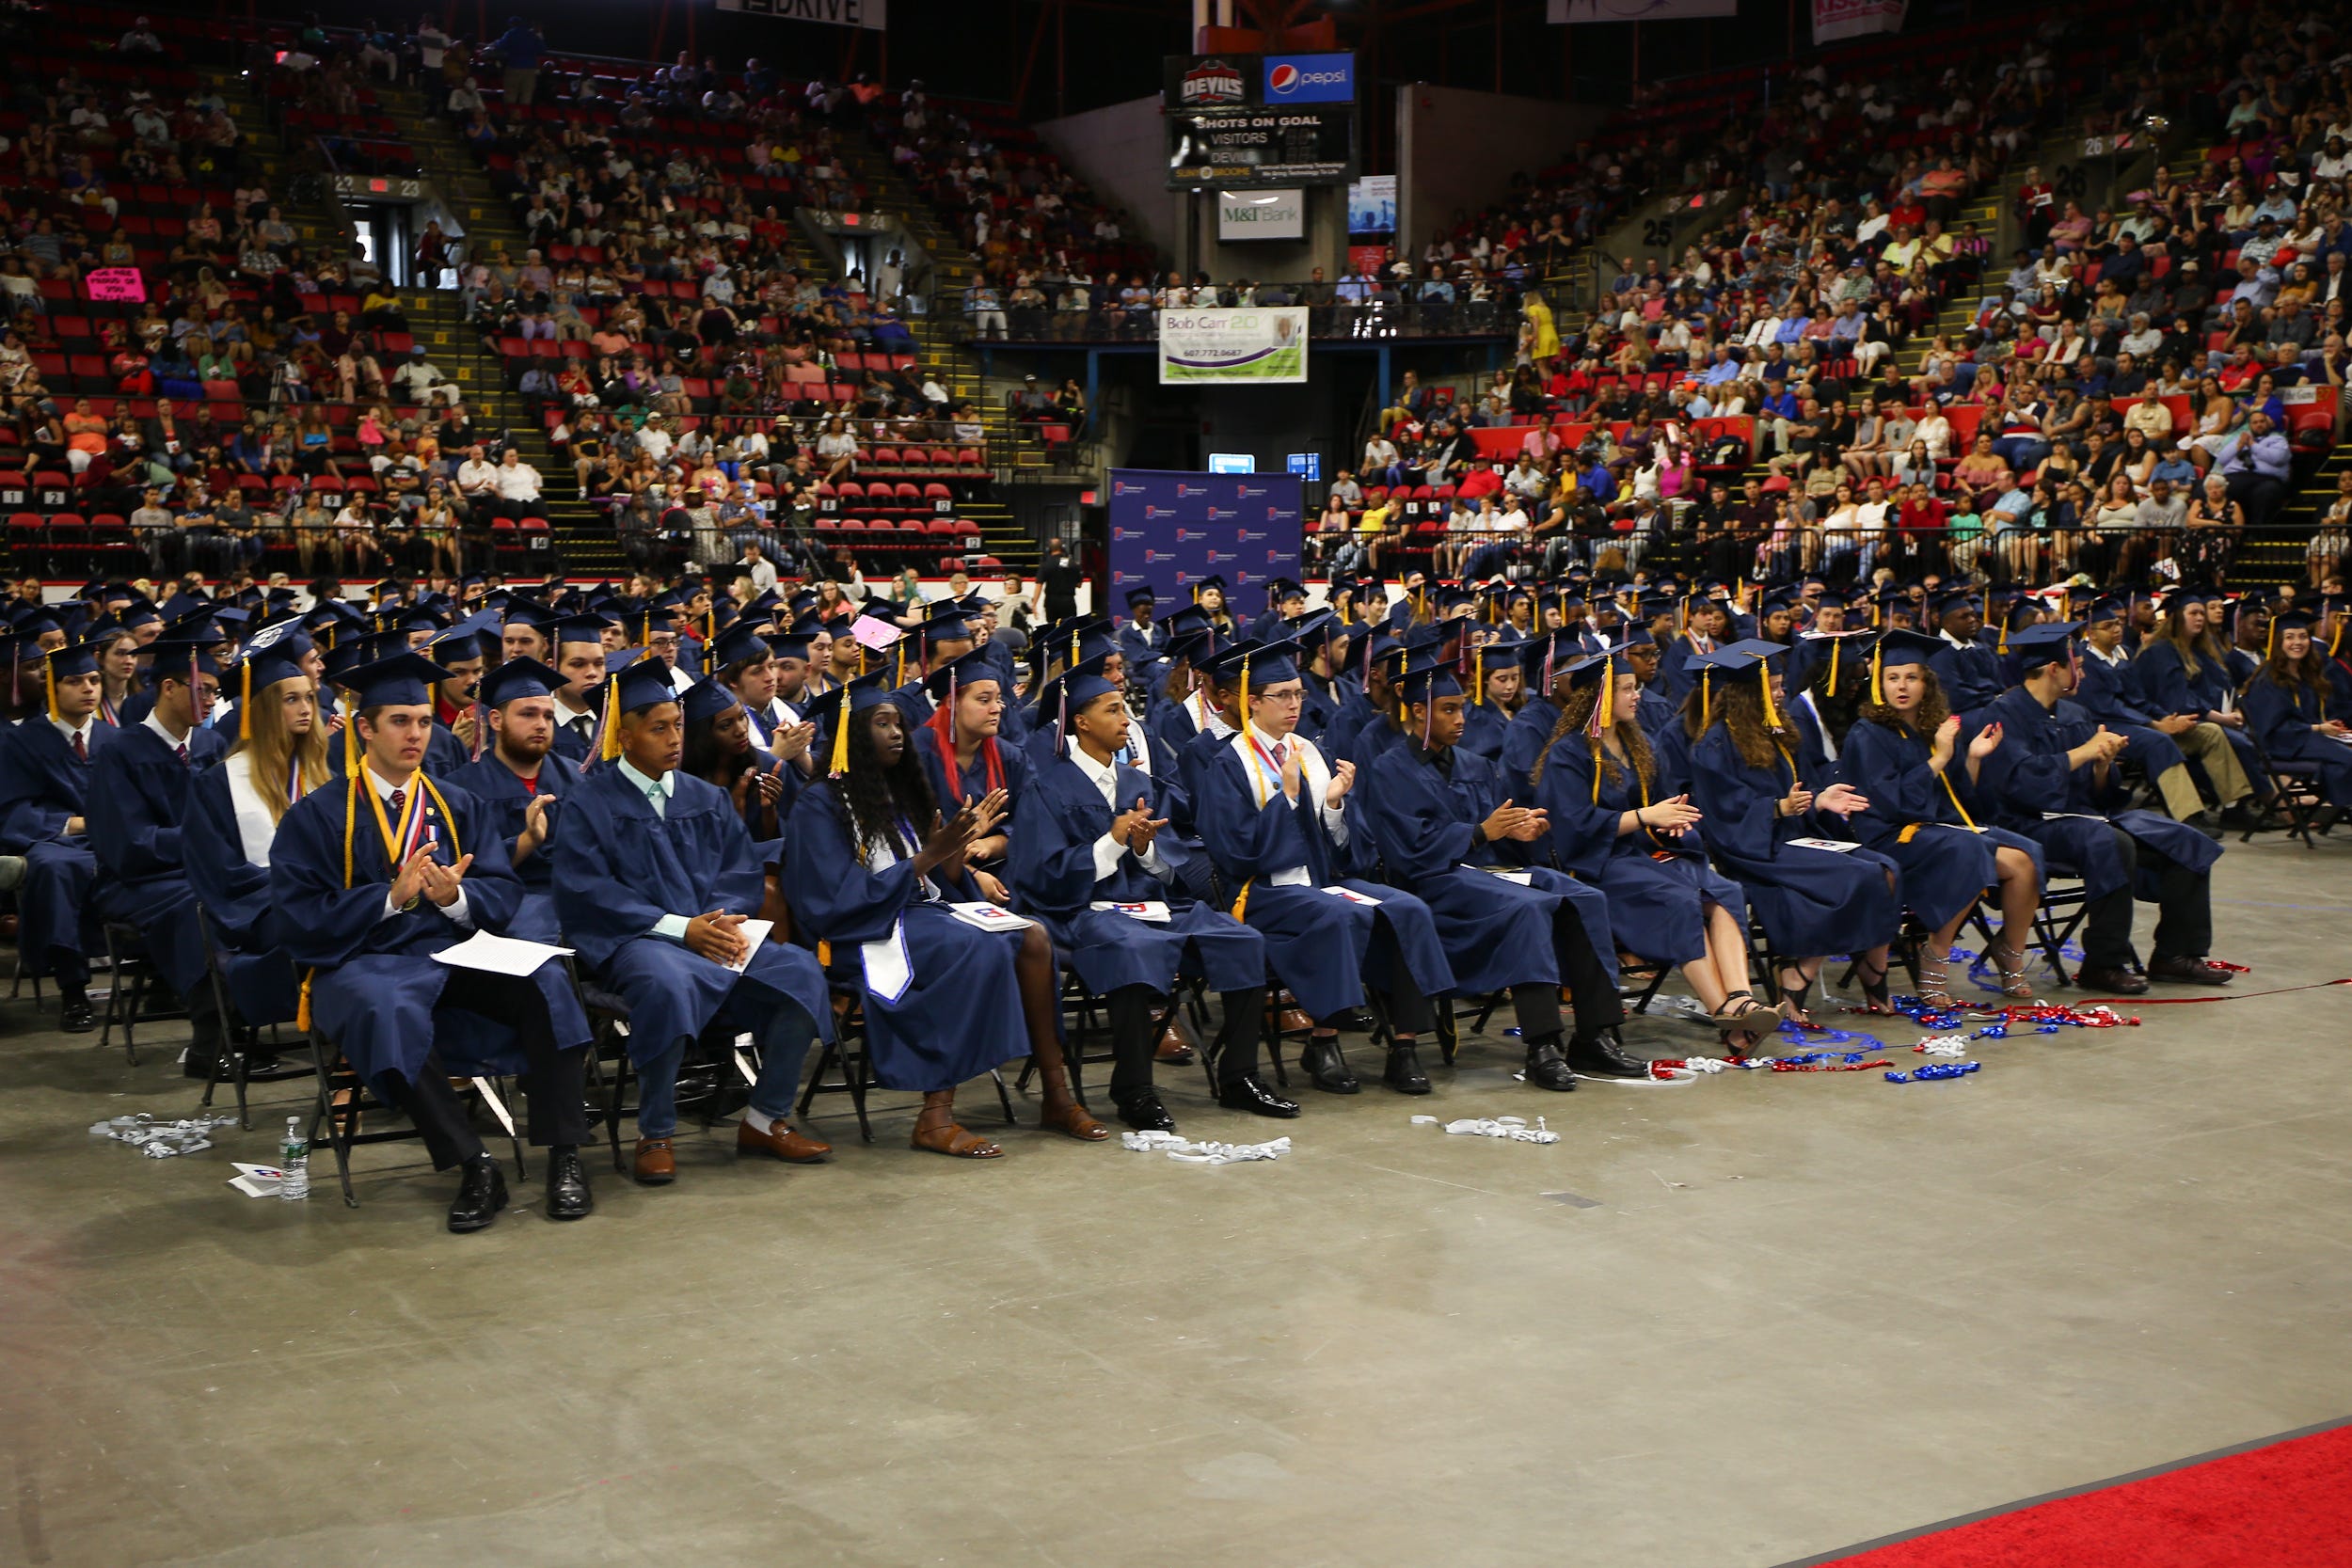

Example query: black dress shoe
[545,1148,594,1221]
[1299,1037,1359,1094]
[2074,963,2149,995]
[2147,954,2233,986]
[1567,1028,1652,1080]
[1216,1074,1302,1117]
[448,1156,508,1233]
[57,999,96,1034]
[183,1051,311,1082]
[1523,1036,1579,1092]
[1383,1041,1432,1095]
[1117,1091,1177,1132]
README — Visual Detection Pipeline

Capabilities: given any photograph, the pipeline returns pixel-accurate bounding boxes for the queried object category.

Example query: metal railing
[926,285,1529,346]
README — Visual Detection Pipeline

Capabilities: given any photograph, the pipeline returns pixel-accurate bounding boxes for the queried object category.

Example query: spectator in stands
[490,15,546,107]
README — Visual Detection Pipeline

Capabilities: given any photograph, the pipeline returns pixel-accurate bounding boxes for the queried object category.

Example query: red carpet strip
[1781,1418,2352,1567]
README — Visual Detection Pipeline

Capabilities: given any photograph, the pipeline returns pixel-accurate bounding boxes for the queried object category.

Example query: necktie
[388,787,405,817]
[175,742,189,765]
[72,732,86,762]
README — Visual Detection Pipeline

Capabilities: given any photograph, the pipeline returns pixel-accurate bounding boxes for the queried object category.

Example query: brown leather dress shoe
[632,1136,677,1184]
[737,1117,832,1164]
[2074,964,2149,995]
[2147,954,2233,985]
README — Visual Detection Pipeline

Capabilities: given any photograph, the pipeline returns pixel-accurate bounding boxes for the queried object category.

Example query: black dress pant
[379,969,591,1169]
[2079,826,2213,970]
[1105,982,1268,1103]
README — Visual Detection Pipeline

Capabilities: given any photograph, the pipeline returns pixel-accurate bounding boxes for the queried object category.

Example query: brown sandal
[911,1122,1003,1159]
[1038,1097,1111,1142]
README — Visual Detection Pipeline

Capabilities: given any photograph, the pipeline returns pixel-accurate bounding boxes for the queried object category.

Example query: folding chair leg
[472,1076,528,1183]
[605,1051,635,1173]
[988,1069,1018,1125]
[308,1030,359,1209]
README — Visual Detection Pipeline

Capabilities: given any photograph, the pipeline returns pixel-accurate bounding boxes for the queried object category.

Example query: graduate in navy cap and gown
[1360,656,1646,1088]
[1925,589,2007,728]
[885,605,977,727]
[1186,641,1455,1096]
[0,641,122,1030]
[1118,584,1169,693]
[544,614,612,763]
[1533,647,1772,1055]
[1455,630,1523,763]
[423,620,496,774]
[270,652,596,1232]
[1247,578,1311,644]
[678,677,797,862]
[1500,632,1579,800]
[87,637,234,1059]
[1980,623,2232,996]
[784,673,1112,1158]
[1839,628,2049,1008]
[183,626,323,1050]
[447,657,571,943]
[2072,597,2251,825]
[2130,590,2267,789]
[556,660,835,1186]
[1685,641,1901,1025]
[911,649,1029,895]
[2242,610,2352,807]
[1009,655,1293,1130]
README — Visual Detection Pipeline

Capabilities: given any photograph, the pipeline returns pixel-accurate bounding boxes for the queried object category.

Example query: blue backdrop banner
[1107,468,1303,618]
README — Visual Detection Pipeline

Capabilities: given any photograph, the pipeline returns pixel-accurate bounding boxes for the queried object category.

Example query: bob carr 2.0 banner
[1158,308,1308,384]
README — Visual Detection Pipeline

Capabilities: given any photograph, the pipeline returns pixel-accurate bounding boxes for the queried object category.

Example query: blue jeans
[637,997,817,1138]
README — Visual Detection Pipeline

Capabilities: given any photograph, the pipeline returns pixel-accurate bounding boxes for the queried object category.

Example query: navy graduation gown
[1499,693,1563,800]
[1458,699,1512,762]
[1359,739,1617,996]
[446,752,571,942]
[886,678,935,727]
[781,782,1031,1091]
[2243,674,2352,804]
[1980,687,2221,900]
[1636,685,1679,740]
[87,721,230,995]
[1298,671,1342,747]
[1929,638,2006,723]
[1652,634,1717,705]
[2074,651,2189,778]
[1119,620,1168,693]
[555,763,831,1068]
[911,722,1031,850]
[1190,731,1453,1021]
[270,772,590,1087]
[1840,717,2043,930]
[182,761,302,1024]
[1008,750,1263,997]
[1685,724,1900,956]
[0,720,119,979]
[2130,641,2264,780]
[1534,736,1744,967]
[549,705,597,765]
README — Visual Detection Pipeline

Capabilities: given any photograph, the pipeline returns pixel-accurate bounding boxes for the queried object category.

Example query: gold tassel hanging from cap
[1759,659,1784,731]
[1700,669,1712,734]
[1828,639,1840,695]
[45,657,57,723]
[598,674,623,763]
[1869,641,1885,707]
[827,685,852,777]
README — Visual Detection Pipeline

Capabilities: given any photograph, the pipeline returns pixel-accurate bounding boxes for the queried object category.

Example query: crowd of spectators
[1328,4,2352,593]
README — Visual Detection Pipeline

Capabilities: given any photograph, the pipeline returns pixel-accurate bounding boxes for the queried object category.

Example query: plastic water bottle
[278,1117,310,1201]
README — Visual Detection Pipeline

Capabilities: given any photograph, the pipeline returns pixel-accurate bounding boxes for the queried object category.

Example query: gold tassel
[239,657,253,743]
[1700,669,1711,734]
[1828,639,1840,695]
[1869,642,1884,707]
[1759,661,1783,731]
[45,657,57,723]
[827,685,851,777]
[598,673,622,763]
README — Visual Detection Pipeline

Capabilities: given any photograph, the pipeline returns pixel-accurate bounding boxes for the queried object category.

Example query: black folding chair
[303,1024,528,1209]
[99,918,186,1066]
[191,904,310,1131]
[796,970,1016,1144]
[2241,745,2329,848]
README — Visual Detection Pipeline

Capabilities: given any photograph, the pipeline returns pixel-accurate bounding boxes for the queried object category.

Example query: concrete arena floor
[1,840,2347,1568]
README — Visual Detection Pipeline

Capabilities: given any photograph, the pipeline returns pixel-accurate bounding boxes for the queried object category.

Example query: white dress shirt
[1070,743,1169,883]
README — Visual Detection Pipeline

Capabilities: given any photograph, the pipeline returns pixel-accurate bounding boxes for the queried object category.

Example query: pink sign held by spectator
[86,268,148,303]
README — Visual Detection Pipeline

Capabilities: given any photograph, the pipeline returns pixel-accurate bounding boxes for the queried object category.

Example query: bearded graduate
[1359,654,1651,1089]
[1684,641,1901,1026]
[556,660,836,1185]
[447,657,570,944]
[1532,647,1772,1057]
[1008,653,1294,1132]
[1839,628,2048,1009]
[784,673,1111,1159]
[1186,640,1455,1097]
[270,652,596,1233]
